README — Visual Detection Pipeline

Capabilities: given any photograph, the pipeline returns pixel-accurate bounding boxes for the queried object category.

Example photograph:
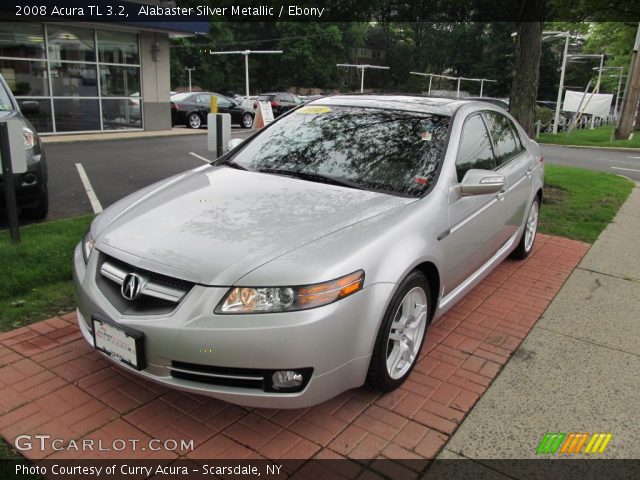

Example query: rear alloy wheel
[367,271,430,392]
[241,113,254,129]
[187,113,202,129]
[511,197,540,260]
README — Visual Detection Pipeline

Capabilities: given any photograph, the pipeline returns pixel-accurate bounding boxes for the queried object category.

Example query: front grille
[169,361,313,393]
[96,253,195,315]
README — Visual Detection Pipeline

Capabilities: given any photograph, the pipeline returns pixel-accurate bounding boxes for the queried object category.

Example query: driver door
[441,113,504,295]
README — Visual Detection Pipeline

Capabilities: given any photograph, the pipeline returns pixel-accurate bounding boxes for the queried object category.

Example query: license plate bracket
[91,315,146,370]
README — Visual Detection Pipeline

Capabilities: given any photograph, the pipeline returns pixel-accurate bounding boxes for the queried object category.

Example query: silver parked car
[73,95,543,408]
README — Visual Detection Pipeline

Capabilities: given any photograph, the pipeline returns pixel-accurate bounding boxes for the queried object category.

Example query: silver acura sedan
[73,95,543,408]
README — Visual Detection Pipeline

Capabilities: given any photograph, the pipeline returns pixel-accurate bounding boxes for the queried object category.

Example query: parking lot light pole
[337,64,390,93]
[209,50,283,98]
[185,67,195,92]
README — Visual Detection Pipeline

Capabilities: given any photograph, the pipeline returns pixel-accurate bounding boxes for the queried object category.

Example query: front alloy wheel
[367,271,431,392]
[187,113,202,129]
[241,113,254,128]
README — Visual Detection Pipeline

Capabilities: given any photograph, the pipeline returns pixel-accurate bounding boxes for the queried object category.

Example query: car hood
[96,166,415,285]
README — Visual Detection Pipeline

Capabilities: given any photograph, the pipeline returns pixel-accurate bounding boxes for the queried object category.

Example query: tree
[509,1,546,136]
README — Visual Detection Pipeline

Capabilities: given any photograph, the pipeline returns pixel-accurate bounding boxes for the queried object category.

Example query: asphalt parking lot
[42,128,253,221]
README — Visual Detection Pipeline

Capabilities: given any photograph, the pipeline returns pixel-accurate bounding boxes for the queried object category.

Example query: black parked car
[257,92,302,117]
[170,92,255,129]
[0,74,48,219]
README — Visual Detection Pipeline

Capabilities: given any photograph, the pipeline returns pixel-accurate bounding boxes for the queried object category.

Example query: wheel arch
[412,261,440,322]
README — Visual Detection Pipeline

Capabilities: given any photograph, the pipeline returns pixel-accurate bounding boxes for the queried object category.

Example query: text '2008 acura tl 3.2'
[74,95,543,408]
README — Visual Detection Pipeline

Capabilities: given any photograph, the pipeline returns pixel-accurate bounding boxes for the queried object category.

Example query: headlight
[23,127,36,149]
[215,270,365,314]
[82,230,95,263]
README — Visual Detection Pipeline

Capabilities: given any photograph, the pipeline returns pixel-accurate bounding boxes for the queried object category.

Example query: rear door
[483,111,533,244]
[442,113,504,294]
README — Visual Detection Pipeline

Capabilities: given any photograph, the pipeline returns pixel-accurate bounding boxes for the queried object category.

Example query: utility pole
[185,67,195,92]
[615,23,640,140]
[337,64,390,93]
[209,50,283,98]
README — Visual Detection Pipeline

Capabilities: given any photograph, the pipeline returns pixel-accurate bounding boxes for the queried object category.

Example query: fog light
[272,370,303,390]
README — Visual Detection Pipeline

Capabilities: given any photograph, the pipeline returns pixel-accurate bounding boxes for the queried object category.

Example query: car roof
[307,94,474,116]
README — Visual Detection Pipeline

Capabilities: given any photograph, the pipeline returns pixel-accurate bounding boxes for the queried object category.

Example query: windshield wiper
[217,159,248,171]
[256,168,364,190]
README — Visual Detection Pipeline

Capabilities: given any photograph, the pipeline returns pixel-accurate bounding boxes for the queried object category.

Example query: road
[542,144,640,181]
[2,137,638,228]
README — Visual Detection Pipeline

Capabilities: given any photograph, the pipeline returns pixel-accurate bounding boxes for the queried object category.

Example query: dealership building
[0,19,204,134]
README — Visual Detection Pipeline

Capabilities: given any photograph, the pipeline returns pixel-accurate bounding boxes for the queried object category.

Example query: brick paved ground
[0,234,589,471]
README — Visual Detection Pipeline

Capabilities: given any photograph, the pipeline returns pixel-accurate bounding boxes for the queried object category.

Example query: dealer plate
[91,315,146,370]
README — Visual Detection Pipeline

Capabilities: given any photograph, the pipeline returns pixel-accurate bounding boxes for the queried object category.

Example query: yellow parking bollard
[210,95,218,114]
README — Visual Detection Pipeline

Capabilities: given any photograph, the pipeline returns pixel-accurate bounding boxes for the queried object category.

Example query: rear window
[258,95,276,101]
[230,105,451,197]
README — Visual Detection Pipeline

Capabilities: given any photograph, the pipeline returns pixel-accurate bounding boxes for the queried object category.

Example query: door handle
[525,169,533,179]
[497,190,506,201]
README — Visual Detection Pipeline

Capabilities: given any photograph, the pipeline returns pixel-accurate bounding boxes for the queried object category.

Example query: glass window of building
[100,65,140,97]
[54,98,100,131]
[18,98,53,132]
[47,25,95,62]
[0,59,48,96]
[50,62,98,97]
[0,23,45,58]
[102,99,142,130]
[98,30,139,64]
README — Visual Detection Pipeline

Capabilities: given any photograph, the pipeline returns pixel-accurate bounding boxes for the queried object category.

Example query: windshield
[230,105,450,197]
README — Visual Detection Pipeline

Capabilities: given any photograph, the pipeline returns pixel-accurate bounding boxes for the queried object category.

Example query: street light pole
[337,64,390,93]
[209,50,283,98]
[185,67,195,92]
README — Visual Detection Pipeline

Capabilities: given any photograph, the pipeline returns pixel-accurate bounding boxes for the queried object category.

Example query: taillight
[539,156,544,163]
[253,101,257,109]
[270,101,280,107]
[171,102,177,110]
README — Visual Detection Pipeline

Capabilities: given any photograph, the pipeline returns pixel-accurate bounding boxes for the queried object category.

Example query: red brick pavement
[0,234,589,467]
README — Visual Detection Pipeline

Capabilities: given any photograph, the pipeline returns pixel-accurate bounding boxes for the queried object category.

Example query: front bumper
[73,244,394,408]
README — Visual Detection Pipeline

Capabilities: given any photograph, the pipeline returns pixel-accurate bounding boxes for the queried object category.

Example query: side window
[455,114,496,182]
[195,95,208,104]
[217,96,232,108]
[484,111,523,165]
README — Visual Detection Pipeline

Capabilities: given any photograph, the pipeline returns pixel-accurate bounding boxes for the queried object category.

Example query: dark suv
[0,74,48,219]
[258,93,302,117]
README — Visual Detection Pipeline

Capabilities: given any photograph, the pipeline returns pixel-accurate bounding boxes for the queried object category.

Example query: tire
[22,188,49,220]
[187,113,202,129]
[366,271,431,392]
[241,113,254,129]
[511,197,540,260]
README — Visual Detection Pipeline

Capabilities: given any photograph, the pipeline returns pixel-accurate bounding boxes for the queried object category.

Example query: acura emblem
[121,273,143,300]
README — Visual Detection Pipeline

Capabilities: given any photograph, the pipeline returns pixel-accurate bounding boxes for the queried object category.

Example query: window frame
[481,110,525,169]
[454,112,498,183]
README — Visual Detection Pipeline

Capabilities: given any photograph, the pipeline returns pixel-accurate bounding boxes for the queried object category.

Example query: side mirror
[20,101,40,115]
[228,138,244,151]
[460,169,505,196]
